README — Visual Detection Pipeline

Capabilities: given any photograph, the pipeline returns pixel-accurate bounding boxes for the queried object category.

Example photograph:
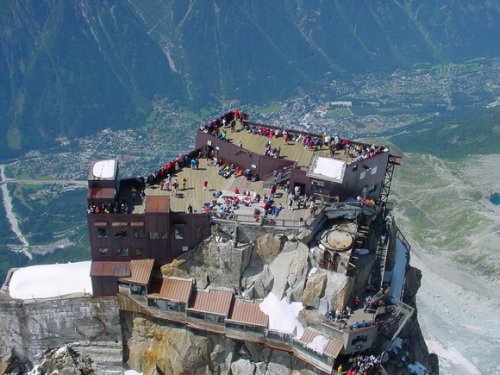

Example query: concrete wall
[196,131,294,179]
[343,325,378,354]
[342,153,390,199]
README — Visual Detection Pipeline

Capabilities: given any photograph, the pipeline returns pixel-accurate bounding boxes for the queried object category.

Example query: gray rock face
[296,229,312,244]
[127,317,211,375]
[255,362,268,375]
[270,242,309,301]
[243,265,274,299]
[320,270,353,313]
[285,243,310,301]
[0,294,122,374]
[302,272,327,308]
[230,359,256,375]
[179,237,252,290]
[308,246,323,269]
[255,234,282,264]
[29,345,95,375]
[266,362,292,375]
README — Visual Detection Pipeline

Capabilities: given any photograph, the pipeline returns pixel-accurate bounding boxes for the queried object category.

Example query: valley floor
[411,245,500,375]
[394,153,500,375]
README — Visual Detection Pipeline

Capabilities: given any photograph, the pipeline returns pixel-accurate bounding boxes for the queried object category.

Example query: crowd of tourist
[201,187,283,221]
[88,109,390,217]
[324,306,352,322]
[238,118,389,163]
[87,199,135,215]
[340,354,383,374]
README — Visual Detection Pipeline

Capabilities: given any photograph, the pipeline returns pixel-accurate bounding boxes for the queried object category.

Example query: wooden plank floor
[225,123,353,168]
[143,158,312,221]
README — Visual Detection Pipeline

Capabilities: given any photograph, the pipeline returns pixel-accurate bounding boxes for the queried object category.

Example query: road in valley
[0,164,86,259]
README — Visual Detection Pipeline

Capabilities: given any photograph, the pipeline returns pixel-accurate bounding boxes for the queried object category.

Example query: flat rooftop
[126,158,311,222]
[222,122,354,169]
[109,118,388,220]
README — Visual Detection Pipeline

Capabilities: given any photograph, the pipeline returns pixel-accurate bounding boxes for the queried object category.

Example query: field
[410,58,486,78]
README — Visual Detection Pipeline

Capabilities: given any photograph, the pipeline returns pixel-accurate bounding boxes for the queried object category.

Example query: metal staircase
[353,215,370,250]
[262,165,294,188]
[378,301,414,340]
[370,234,390,290]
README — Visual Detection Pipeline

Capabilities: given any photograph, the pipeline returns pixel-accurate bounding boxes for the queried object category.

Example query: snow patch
[306,335,329,354]
[9,261,92,299]
[426,340,481,375]
[259,292,304,337]
[308,267,318,277]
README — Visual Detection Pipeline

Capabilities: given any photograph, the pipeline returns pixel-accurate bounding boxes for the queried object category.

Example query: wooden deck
[139,158,313,222]
[225,123,353,169]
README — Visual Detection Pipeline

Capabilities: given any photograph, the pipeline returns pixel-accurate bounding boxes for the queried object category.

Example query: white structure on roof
[92,159,117,179]
[307,156,346,183]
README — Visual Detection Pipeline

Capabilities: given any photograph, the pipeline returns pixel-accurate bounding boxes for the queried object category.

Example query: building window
[131,284,145,295]
[351,335,368,345]
[174,225,185,240]
[134,248,144,257]
[359,171,366,180]
[371,166,378,175]
[149,232,168,240]
[98,248,109,255]
[114,227,127,238]
[97,228,107,238]
[133,228,144,238]
[117,248,129,257]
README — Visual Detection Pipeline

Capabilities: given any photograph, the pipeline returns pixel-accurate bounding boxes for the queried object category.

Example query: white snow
[124,371,142,375]
[307,267,318,277]
[259,292,304,337]
[310,156,345,182]
[426,340,481,375]
[92,159,116,179]
[9,261,92,299]
[306,334,329,354]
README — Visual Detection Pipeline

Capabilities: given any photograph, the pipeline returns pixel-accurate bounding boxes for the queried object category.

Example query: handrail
[210,212,304,228]
[243,120,372,150]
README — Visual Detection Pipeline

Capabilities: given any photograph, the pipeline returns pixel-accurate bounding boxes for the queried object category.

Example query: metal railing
[210,211,305,228]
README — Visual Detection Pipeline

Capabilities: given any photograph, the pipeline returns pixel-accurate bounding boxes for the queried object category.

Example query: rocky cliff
[0,229,437,374]
[0,293,122,374]
[123,314,316,375]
